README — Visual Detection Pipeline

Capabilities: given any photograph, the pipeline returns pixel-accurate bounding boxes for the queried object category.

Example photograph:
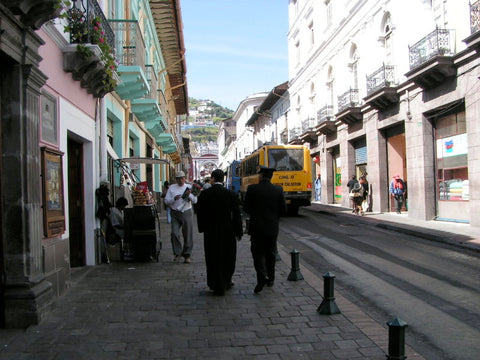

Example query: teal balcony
[156,133,174,146]
[109,19,149,100]
[131,65,165,135]
[162,144,178,154]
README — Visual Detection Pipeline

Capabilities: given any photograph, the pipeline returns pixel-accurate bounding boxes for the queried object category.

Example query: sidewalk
[0,211,430,360]
[306,202,480,252]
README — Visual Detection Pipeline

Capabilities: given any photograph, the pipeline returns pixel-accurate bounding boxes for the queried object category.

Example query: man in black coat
[243,166,286,294]
[196,169,243,295]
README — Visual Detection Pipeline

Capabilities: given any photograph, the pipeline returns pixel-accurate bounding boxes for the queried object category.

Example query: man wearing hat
[243,166,286,294]
[164,170,198,263]
[389,174,407,214]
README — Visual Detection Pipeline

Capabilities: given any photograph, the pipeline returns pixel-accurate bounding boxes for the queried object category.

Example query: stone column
[0,10,54,326]
[2,63,53,328]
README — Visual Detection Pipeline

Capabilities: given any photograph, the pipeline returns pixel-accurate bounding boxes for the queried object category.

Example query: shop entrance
[433,107,469,222]
[68,138,85,267]
[386,125,407,212]
[332,147,341,204]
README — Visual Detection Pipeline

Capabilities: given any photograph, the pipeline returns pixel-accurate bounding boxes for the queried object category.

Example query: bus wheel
[287,205,299,216]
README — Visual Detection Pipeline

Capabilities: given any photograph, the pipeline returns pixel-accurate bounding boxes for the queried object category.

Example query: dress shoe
[254,280,267,294]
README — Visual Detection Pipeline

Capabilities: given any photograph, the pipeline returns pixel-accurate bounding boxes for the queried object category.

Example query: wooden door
[68,139,85,267]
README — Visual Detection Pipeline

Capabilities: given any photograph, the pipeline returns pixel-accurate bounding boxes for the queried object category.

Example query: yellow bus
[240,144,312,215]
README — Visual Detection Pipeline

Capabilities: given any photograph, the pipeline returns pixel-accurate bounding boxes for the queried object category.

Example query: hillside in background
[182,98,234,143]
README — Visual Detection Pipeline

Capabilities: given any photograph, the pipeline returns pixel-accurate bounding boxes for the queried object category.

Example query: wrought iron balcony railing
[302,117,317,133]
[289,127,301,140]
[145,65,158,100]
[317,105,334,122]
[109,19,146,69]
[337,89,359,113]
[408,28,456,70]
[366,64,395,95]
[66,0,114,50]
[470,0,480,34]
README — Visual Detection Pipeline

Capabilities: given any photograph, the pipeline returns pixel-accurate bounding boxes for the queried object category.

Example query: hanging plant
[60,1,118,91]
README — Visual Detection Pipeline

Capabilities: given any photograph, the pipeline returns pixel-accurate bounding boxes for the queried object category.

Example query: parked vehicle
[239,145,312,215]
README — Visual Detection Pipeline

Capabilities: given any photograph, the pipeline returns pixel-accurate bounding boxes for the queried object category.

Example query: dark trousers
[250,234,276,284]
[394,194,404,212]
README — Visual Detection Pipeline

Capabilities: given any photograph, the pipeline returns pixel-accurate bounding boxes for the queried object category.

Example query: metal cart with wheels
[124,204,161,261]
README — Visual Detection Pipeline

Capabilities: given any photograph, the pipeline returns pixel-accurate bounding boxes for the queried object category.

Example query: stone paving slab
[0,213,426,360]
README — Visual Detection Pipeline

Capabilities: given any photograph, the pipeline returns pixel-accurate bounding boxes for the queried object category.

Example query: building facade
[0,0,188,328]
[287,0,480,226]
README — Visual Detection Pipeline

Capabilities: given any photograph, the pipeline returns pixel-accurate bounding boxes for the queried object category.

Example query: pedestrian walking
[389,174,407,214]
[314,173,322,201]
[243,166,286,294]
[164,171,198,263]
[161,181,171,224]
[347,175,359,212]
[196,169,243,295]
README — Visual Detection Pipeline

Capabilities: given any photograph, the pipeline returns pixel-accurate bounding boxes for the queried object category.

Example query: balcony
[405,28,456,89]
[62,0,119,98]
[288,127,302,145]
[463,1,480,49]
[335,89,362,125]
[4,0,61,29]
[364,64,399,111]
[109,19,149,100]
[299,117,318,143]
[315,105,336,135]
[132,65,166,138]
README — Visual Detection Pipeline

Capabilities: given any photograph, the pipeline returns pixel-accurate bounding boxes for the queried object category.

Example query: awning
[118,157,172,166]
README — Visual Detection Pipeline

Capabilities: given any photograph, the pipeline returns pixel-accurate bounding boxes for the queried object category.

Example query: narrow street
[277,208,480,360]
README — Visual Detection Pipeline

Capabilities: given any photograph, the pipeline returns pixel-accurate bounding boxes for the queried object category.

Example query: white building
[287,0,480,226]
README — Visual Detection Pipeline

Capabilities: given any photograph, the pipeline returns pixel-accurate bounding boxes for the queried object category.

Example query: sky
[180,0,289,112]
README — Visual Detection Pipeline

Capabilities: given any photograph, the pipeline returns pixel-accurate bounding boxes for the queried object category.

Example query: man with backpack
[389,174,407,214]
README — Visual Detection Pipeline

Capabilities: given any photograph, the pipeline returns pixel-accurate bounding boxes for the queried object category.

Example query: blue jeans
[315,188,321,201]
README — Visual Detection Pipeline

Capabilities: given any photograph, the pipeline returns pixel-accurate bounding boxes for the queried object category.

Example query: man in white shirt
[164,171,198,263]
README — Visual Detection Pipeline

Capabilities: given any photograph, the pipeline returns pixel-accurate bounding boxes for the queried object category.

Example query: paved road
[0,210,428,360]
[278,207,480,360]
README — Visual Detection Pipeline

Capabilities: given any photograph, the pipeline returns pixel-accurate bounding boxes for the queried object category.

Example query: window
[349,44,359,90]
[308,21,314,47]
[381,13,393,65]
[40,92,58,146]
[268,148,303,171]
[107,119,114,146]
[435,111,468,201]
[326,66,334,109]
[295,40,301,65]
[129,136,135,157]
[325,0,332,28]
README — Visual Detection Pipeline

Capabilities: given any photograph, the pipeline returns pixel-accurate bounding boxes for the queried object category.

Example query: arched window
[349,44,358,90]
[326,66,334,108]
[381,12,393,65]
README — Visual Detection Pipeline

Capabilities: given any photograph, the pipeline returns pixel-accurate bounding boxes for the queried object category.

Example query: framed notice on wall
[41,147,65,238]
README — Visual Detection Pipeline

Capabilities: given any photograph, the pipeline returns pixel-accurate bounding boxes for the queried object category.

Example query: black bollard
[317,272,341,315]
[287,249,304,281]
[386,317,408,360]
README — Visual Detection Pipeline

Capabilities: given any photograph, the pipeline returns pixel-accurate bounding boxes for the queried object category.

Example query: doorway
[386,125,407,212]
[68,138,85,267]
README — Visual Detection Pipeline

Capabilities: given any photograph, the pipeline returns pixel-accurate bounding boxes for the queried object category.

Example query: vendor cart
[124,204,161,261]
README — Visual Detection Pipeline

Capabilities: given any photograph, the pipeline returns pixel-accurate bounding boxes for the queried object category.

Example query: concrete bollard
[317,272,341,315]
[287,249,304,281]
[386,317,408,360]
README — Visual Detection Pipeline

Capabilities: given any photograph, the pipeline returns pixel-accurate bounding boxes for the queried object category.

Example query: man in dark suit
[196,169,243,295]
[243,166,286,294]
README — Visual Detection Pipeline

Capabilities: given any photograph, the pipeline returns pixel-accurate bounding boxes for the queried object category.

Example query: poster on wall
[436,133,468,158]
[41,147,65,238]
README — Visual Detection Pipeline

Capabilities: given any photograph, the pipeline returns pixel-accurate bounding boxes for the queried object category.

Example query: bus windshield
[268,148,304,171]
